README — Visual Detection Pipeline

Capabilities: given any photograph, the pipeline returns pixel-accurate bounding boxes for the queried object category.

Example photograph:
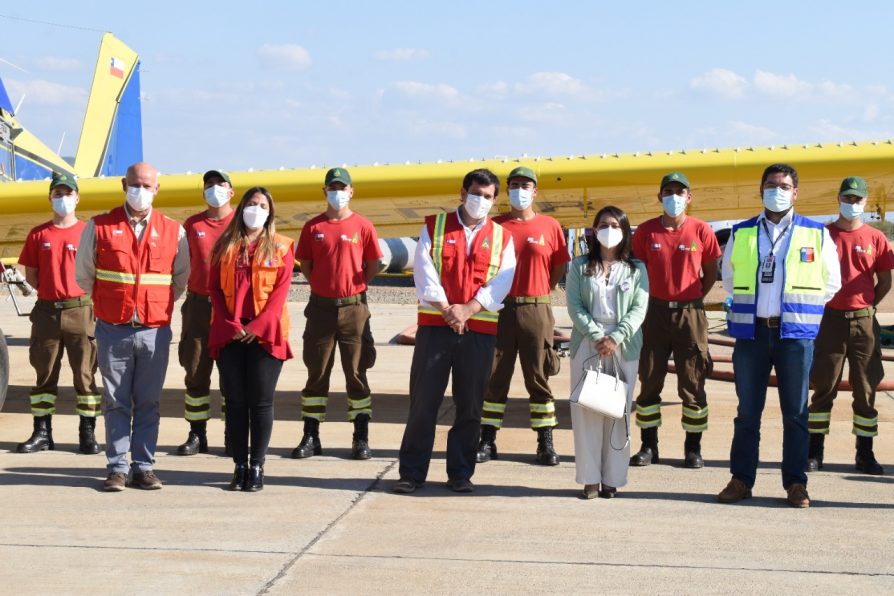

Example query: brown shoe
[580,484,599,500]
[103,472,127,492]
[129,470,163,490]
[786,483,810,508]
[718,478,752,503]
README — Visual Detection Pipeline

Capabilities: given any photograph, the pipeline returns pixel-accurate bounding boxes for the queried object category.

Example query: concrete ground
[0,301,892,594]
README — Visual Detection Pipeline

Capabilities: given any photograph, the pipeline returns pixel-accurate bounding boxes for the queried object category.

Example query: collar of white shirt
[757,208,795,228]
[454,207,486,234]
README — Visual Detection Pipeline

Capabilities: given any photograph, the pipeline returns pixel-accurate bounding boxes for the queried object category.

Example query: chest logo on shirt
[314,233,324,241]
[112,229,124,236]
[447,238,457,244]
[482,237,490,250]
[650,242,661,251]
[340,233,359,244]
[855,245,874,256]
[196,231,206,238]
[526,235,546,246]
[678,242,698,252]
[800,247,815,262]
[40,242,51,250]
[65,244,76,252]
[150,228,160,239]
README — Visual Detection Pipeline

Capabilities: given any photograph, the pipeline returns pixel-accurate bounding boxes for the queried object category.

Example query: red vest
[92,206,180,327]
[417,212,508,335]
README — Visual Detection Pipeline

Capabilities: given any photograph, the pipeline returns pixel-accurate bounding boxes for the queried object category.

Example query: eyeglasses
[763,183,794,191]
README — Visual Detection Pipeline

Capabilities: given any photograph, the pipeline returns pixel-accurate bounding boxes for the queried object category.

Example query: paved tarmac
[0,300,892,594]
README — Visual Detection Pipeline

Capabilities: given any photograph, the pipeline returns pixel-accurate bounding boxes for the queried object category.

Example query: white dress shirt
[413,208,516,313]
[722,209,841,317]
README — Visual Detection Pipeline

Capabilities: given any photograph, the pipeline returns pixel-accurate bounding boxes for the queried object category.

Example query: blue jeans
[96,321,172,475]
[730,325,813,489]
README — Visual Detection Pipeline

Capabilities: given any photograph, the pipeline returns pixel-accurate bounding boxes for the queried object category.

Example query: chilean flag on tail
[109,57,125,78]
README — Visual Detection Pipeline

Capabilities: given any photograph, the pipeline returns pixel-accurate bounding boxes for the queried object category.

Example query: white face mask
[242,205,269,229]
[762,187,793,213]
[839,200,865,221]
[126,186,154,211]
[327,189,350,210]
[596,227,624,249]
[204,185,230,208]
[51,195,77,217]
[463,194,493,220]
[508,188,534,210]
[662,193,687,217]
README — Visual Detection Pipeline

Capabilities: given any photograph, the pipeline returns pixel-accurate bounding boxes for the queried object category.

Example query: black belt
[826,307,875,320]
[187,291,211,302]
[113,320,151,329]
[310,292,365,307]
[755,317,781,328]
[650,297,704,310]
[38,296,92,309]
[505,295,551,305]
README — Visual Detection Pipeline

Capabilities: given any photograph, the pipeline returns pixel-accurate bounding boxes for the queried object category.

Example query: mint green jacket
[565,255,649,361]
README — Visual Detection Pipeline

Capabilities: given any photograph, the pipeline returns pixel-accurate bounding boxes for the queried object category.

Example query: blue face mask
[839,200,865,221]
[762,187,793,213]
[662,194,687,217]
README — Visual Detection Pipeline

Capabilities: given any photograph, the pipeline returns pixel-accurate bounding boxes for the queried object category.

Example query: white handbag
[570,355,628,419]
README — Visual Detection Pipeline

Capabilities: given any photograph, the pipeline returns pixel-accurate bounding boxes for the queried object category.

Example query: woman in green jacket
[566,206,649,499]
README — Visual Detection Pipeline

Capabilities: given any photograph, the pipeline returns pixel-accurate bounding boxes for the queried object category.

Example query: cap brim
[841,191,868,198]
[326,177,351,186]
[49,181,77,191]
[203,170,227,183]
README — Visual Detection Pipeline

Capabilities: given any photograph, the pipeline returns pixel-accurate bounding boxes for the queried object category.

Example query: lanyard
[761,219,791,258]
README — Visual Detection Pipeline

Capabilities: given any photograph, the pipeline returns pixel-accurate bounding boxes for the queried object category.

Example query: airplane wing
[1,140,893,258]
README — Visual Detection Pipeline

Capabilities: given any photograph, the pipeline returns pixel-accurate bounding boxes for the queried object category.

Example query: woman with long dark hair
[566,206,649,499]
[208,187,294,491]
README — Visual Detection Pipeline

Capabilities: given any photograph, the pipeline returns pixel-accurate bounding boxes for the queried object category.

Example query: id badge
[760,254,775,284]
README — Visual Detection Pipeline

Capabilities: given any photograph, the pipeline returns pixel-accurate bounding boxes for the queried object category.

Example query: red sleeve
[208,260,242,353]
[701,222,722,261]
[362,221,383,260]
[550,221,570,266]
[631,224,647,262]
[245,248,295,343]
[295,224,313,261]
[18,232,38,268]
[877,235,894,271]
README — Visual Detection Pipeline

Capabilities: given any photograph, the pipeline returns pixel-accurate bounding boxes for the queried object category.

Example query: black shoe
[393,478,422,494]
[855,436,884,475]
[244,463,264,492]
[476,425,498,463]
[177,421,208,456]
[807,433,825,472]
[446,478,474,493]
[598,485,618,499]
[683,431,704,469]
[291,418,322,459]
[78,415,101,455]
[229,464,248,491]
[630,427,659,466]
[351,414,372,459]
[16,415,54,453]
[536,427,559,466]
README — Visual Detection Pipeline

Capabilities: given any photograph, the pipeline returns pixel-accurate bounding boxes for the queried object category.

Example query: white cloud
[34,56,82,71]
[478,81,508,96]
[817,80,854,97]
[863,103,880,123]
[689,68,748,99]
[810,118,892,141]
[408,119,466,139]
[4,78,87,108]
[517,102,569,124]
[728,120,778,141]
[753,70,812,98]
[374,48,430,62]
[518,72,589,98]
[394,81,460,101]
[257,43,312,70]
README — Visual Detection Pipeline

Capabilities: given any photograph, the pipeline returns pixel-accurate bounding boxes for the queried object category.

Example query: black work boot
[476,425,498,463]
[855,436,884,475]
[806,433,825,472]
[78,415,101,455]
[17,415,54,453]
[536,427,560,466]
[630,427,659,466]
[176,421,209,456]
[683,431,704,468]
[291,418,322,459]
[351,414,372,460]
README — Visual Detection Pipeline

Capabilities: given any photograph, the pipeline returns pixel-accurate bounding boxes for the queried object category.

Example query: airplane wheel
[0,330,8,412]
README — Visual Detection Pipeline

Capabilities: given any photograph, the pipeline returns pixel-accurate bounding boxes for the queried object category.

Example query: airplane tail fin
[0,76,13,114]
[73,32,143,178]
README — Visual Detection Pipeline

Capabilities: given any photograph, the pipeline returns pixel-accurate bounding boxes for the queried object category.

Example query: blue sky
[2,1,893,174]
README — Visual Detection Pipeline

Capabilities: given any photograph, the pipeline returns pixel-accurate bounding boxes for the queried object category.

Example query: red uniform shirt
[493,213,569,297]
[184,210,235,295]
[826,223,894,310]
[632,216,721,302]
[18,220,87,301]
[295,212,383,298]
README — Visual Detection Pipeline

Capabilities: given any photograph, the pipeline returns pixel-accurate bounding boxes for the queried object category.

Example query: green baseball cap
[839,176,868,198]
[660,171,690,190]
[325,167,352,186]
[507,166,537,185]
[203,169,232,187]
[49,172,78,192]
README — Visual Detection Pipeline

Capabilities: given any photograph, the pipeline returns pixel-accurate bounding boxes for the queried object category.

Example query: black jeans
[218,341,284,466]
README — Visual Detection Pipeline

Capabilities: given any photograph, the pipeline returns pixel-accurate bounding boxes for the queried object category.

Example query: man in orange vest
[76,162,190,492]
[176,169,235,456]
[394,169,517,494]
